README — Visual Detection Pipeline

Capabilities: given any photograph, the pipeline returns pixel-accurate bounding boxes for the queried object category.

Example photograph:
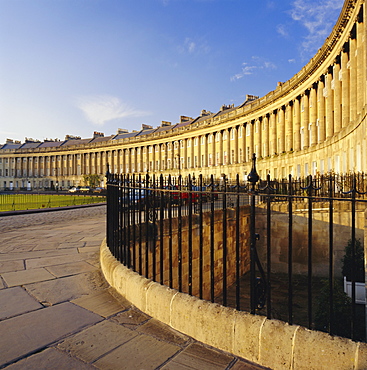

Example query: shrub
[341,238,365,282]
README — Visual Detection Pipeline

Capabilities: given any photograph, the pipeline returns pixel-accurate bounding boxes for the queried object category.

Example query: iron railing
[106,158,367,342]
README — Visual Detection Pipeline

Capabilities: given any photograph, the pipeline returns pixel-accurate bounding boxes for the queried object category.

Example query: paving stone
[0,286,43,320]
[58,242,87,249]
[71,290,124,318]
[4,348,96,370]
[26,253,86,269]
[46,261,96,278]
[0,249,78,262]
[0,277,5,289]
[137,318,190,346]
[0,302,102,367]
[58,320,138,363]
[161,343,234,370]
[2,268,55,287]
[24,272,107,305]
[93,334,180,370]
[109,308,151,328]
[0,260,24,274]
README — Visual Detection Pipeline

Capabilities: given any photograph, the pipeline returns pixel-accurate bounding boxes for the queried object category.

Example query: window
[246,125,250,137]
[194,137,198,146]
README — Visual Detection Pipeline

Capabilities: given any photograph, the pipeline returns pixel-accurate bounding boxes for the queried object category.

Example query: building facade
[1,0,366,190]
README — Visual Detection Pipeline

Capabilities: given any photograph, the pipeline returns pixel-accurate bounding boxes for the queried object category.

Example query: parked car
[93,187,105,194]
[68,187,79,193]
[79,186,91,193]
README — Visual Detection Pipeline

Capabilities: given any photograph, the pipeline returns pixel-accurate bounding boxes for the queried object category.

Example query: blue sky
[0,0,344,144]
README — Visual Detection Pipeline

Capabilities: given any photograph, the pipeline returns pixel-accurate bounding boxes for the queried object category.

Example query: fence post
[247,153,260,314]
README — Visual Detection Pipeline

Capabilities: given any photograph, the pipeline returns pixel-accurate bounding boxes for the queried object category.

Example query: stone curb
[100,239,367,370]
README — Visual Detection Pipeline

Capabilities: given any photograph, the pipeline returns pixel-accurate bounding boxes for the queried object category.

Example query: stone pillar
[301,92,310,149]
[317,78,326,143]
[254,119,261,157]
[270,112,277,155]
[233,127,239,163]
[226,129,231,165]
[310,83,318,146]
[357,13,365,114]
[248,122,254,161]
[293,98,301,151]
[325,66,334,138]
[203,135,208,167]
[241,123,246,163]
[278,107,285,153]
[333,57,342,134]
[264,115,270,156]
[285,104,293,152]
[341,42,350,128]
[350,26,357,122]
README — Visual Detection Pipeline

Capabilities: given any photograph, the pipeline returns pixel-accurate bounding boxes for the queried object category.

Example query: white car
[68,187,78,193]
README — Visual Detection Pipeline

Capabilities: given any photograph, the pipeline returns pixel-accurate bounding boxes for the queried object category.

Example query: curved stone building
[0,0,366,190]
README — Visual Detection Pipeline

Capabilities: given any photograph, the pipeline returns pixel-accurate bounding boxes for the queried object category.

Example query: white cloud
[231,57,277,81]
[76,95,151,126]
[178,37,210,55]
[289,0,344,54]
[277,24,288,37]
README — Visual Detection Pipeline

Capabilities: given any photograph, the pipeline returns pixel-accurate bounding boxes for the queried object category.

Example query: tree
[83,174,101,188]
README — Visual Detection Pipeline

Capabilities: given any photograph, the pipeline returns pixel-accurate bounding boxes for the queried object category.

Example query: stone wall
[129,205,251,301]
[255,202,365,276]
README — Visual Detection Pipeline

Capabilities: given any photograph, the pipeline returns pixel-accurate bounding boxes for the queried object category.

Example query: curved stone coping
[100,239,367,370]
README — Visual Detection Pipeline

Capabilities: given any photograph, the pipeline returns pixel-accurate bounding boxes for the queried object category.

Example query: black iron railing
[106,158,367,342]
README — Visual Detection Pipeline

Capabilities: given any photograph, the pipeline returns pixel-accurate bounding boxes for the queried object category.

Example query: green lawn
[0,193,106,212]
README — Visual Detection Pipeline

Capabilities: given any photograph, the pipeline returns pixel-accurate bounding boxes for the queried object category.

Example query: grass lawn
[0,193,106,212]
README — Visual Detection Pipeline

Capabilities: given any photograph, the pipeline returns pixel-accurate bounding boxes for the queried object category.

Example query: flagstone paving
[0,206,269,369]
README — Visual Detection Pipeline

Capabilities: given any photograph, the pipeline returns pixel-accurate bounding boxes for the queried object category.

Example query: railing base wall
[100,239,367,370]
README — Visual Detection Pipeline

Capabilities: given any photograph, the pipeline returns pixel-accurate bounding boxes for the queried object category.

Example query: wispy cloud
[76,95,151,126]
[289,0,344,54]
[231,56,276,81]
[277,24,288,38]
[177,37,210,55]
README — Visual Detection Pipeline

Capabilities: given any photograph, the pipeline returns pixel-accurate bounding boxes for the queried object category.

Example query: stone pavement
[0,206,270,370]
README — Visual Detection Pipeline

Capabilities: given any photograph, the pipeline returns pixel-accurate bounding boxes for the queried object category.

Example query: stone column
[249,122,254,161]
[233,127,239,164]
[278,107,285,153]
[254,119,261,157]
[301,92,310,149]
[226,129,231,165]
[310,83,318,146]
[357,13,365,114]
[285,104,293,152]
[333,57,342,134]
[349,26,357,122]
[293,98,301,151]
[264,115,270,156]
[241,123,246,163]
[325,66,334,138]
[341,42,350,128]
[317,78,326,142]
[270,112,277,155]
